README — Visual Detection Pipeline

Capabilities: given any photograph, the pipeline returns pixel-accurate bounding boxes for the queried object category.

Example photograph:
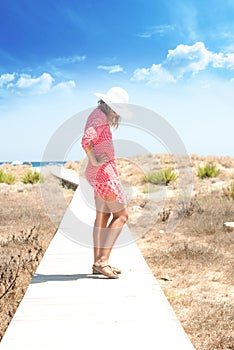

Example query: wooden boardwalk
[0,173,195,350]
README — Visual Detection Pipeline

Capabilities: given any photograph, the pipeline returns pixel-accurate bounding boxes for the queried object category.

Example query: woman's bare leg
[94,195,128,265]
[93,210,111,262]
[100,208,128,261]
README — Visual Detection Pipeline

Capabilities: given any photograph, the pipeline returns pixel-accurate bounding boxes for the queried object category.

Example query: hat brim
[94,92,132,119]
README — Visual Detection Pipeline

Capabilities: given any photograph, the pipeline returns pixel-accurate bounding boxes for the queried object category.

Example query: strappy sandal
[92,264,121,275]
[92,264,119,279]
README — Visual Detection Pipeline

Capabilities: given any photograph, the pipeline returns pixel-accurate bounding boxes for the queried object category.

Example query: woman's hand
[85,143,108,167]
[93,153,109,166]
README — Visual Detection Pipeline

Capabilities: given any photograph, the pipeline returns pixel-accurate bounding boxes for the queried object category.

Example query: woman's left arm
[85,143,108,167]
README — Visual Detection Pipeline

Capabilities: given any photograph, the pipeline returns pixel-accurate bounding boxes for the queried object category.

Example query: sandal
[111,266,121,274]
[92,264,121,275]
[92,264,119,279]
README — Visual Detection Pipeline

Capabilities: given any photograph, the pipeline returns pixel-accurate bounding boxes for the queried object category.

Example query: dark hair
[97,100,120,129]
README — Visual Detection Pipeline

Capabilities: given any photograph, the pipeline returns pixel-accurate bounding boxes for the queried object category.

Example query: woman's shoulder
[87,108,107,127]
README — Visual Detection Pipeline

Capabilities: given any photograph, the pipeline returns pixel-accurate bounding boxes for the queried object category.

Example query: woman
[81,87,129,279]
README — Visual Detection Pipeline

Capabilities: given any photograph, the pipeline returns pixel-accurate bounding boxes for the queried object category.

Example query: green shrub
[22,171,43,184]
[143,168,178,186]
[4,173,16,184]
[142,185,158,194]
[0,170,5,183]
[223,181,234,200]
[0,170,16,184]
[198,163,220,179]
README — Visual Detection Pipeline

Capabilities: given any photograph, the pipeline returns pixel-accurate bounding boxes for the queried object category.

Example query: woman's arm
[85,143,108,167]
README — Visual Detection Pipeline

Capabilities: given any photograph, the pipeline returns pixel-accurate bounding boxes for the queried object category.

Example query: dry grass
[0,173,73,340]
[0,227,44,332]
[138,193,234,350]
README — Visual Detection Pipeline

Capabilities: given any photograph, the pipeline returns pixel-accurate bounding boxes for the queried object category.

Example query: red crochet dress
[81,108,126,204]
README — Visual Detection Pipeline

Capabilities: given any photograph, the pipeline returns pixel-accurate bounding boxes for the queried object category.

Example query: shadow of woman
[31,273,107,284]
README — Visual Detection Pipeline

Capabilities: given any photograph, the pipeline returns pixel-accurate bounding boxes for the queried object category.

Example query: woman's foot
[92,264,119,279]
[92,264,121,275]
[111,266,121,274]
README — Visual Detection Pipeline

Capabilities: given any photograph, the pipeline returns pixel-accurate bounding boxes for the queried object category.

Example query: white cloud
[16,73,54,94]
[1,72,76,95]
[0,73,15,88]
[167,42,234,73]
[132,67,150,81]
[211,52,234,68]
[221,31,234,40]
[53,80,76,91]
[166,41,210,76]
[133,41,234,87]
[132,64,175,86]
[97,65,123,73]
[138,24,175,38]
[51,55,86,66]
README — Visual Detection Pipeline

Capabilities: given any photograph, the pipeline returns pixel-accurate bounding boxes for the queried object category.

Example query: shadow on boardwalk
[32,273,107,283]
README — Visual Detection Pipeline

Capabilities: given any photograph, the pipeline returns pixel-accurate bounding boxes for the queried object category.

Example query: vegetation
[143,193,234,350]
[223,181,234,200]
[143,168,178,186]
[0,228,43,298]
[0,228,44,339]
[22,171,43,184]
[197,163,220,179]
[0,170,16,184]
[0,182,64,341]
[0,169,42,185]
[142,185,158,194]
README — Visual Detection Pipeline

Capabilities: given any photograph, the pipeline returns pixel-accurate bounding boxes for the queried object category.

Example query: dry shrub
[142,191,234,350]
[145,240,221,276]
[218,156,234,168]
[0,228,44,340]
[117,157,146,186]
[0,176,66,340]
[173,197,204,219]
[64,161,80,171]
[184,299,234,350]
[185,194,234,236]
[168,241,219,262]
[145,238,234,350]
[223,181,234,200]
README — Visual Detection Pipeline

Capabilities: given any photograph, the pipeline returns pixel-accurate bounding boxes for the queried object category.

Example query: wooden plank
[50,165,79,186]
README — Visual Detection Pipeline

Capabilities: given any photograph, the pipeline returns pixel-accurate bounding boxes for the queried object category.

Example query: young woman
[81,87,129,279]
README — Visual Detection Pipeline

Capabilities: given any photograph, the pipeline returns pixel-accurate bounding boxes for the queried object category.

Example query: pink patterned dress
[81,108,126,204]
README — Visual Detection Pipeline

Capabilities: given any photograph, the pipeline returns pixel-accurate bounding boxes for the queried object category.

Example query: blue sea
[0,161,67,167]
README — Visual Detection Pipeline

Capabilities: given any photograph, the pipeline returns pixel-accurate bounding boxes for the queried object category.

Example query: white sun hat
[94,86,131,118]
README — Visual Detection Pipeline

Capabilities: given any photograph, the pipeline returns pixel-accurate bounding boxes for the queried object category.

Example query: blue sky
[0,0,234,161]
